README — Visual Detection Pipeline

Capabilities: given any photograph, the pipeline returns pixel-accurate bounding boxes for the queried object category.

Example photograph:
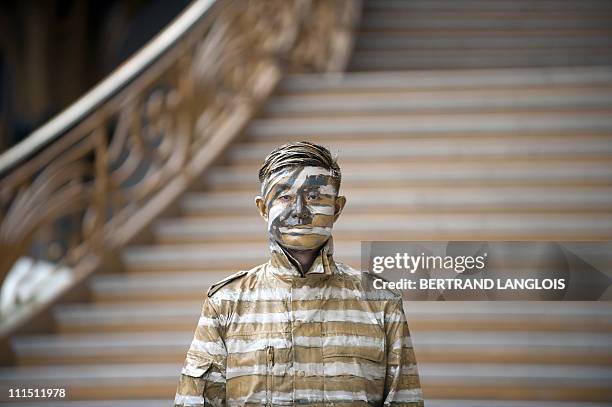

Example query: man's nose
[292,195,309,218]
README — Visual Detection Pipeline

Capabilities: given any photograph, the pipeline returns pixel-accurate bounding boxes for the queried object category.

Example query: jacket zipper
[266,346,274,406]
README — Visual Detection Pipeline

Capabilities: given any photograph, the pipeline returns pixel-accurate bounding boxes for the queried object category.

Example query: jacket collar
[269,237,336,277]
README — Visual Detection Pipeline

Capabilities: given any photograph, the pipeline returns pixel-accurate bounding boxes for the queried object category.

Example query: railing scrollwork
[0,0,361,333]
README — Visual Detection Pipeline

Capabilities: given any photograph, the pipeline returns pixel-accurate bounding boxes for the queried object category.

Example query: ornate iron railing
[0,0,361,332]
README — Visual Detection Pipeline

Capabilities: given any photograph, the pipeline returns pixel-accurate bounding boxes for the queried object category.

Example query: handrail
[0,0,216,177]
[0,0,361,341]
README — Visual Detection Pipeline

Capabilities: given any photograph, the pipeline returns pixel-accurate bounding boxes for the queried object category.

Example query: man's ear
[255,196,268,221]
[333,195,346,222]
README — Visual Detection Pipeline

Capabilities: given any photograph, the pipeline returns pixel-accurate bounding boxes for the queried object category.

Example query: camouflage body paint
[262,166,339,250]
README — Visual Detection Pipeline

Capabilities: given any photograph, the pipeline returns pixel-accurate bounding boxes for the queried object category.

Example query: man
[174,141,424,406]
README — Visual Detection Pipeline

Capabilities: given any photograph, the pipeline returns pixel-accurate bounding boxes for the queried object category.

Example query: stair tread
[230,137,612,164]
[264,87,612,115]
[13,331,612,354]
[53,301,612,320]
[90,270,233,292]
[1,362,611,386]
[363,0,612,11]
[184,186,612,215]
[349,58,612,71]
[278,67,612,92]
[355,36,612,50]
[247,111,612,138]
[203,167,612,191]
[206,160,612,176]
[358,18,612,30]
[148,213,612,235]
[156,211,612,235]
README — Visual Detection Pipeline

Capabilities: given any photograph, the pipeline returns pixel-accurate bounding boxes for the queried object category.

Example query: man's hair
[258,141,341,188]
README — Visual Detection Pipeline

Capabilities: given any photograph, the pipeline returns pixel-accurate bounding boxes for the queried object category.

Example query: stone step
[277,67,612,93]
[210,160,612,186]
[203,163,612,191]
[89,270,233,302]
[89,259,612,303]
[363,8,612,18]
[354,0,612,71]
[359,16,612,31]
[264,87,612,117]
[0,362,610,401]
[420,363,612,401]
[123,237,612,274]
[180,186,610,218]
[13,330,612,366]
[122,242,269,273]
[362,0,612,12]
[153,211,612,244]
[355,35,612,50]
[130,217,612,262]
[243,112,612,141]
[349,52,612,71]
[229,135,612,163]
[52,301,612,334]
[361,10,612,23]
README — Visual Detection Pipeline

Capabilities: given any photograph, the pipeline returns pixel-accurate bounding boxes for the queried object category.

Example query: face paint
[263,166,339,250]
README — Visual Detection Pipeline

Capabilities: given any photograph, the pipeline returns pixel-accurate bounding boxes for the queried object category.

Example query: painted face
[261,166,340,250]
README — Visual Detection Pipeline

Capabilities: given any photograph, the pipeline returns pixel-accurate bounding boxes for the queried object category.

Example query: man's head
[255,141,346,251]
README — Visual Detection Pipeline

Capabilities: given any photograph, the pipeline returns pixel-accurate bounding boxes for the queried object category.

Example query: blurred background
[0,0,190,153]
[0,0,611,406]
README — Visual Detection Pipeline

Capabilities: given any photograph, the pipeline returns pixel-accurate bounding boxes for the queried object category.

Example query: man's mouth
[279,225,312,233]
[281,219,312,227]
[278,226,332,237]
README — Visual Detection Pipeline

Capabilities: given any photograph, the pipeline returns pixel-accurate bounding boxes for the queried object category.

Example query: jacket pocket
[181,354,212,378]
[175,356,213,407]
[322,323,385,363]
[225,333,289,406]
[322,323,386,405]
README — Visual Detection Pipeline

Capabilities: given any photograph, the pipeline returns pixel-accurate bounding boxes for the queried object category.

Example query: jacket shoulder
[207,270,249,298]
[334,261,361,277]
[206,263,266,298]
[334,261,401,300]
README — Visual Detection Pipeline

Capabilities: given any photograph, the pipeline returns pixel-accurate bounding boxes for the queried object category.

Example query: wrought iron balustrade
[0,0,361,333]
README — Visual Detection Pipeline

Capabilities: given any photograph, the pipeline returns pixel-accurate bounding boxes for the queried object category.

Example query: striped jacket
[174,238,424,406]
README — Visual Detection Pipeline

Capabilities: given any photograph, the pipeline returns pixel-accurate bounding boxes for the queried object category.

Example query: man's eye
[279,195,292,202]
[306,192,320,200]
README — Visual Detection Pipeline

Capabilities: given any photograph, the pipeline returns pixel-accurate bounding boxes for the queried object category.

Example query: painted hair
[258,141,341,189]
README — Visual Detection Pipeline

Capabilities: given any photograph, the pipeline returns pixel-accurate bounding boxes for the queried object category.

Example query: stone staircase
[2,0,612,405]
[350,0,612,70]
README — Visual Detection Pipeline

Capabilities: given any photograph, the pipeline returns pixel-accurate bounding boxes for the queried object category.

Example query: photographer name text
[374,277,567,291]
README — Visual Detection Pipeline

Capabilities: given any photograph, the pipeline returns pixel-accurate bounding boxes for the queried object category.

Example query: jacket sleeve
[382,297,424,407]
[174,297,227,407]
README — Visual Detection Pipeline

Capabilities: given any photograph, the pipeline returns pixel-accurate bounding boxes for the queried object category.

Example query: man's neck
[284,246,321,275]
